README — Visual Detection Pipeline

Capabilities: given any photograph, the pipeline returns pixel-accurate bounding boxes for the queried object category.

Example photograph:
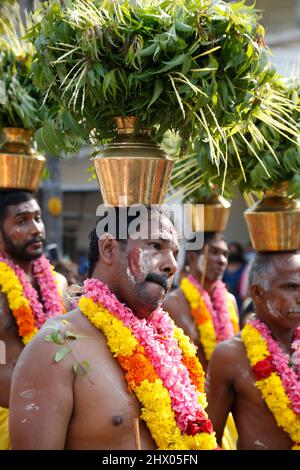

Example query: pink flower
[188,275,234,341]
[0,253,64,329]
[250,319,300,415]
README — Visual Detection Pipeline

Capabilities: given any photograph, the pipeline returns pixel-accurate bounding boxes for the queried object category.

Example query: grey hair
[248,251,299,290]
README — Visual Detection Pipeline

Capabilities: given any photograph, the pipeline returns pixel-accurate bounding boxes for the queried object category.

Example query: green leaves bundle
[28,0,299,194]
[170,77,300,200]
[0,10,46,131]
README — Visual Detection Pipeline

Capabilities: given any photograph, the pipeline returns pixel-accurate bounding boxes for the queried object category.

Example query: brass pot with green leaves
[244,183,300,251]
[0,128,45,191]
[28,0,299,204]
[0,11,47,191]
[93,116,173,206]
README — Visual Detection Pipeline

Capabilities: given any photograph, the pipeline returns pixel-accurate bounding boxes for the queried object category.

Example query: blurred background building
[17,0,300,261]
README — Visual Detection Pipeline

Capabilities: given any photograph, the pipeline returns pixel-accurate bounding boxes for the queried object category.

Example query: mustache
[145,273,169,291]
[25,237,46,249]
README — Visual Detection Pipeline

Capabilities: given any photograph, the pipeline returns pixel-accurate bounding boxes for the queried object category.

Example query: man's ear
[98,234,119,266]
[249,284,264,306]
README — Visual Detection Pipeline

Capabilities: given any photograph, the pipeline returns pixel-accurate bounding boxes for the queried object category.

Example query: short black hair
[87,206,176,278]
[0,190,36,227]
[187,231,226,254]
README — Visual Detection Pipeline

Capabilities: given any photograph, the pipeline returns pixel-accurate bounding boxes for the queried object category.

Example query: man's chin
[137,298,162,319]
[23,249,44,261]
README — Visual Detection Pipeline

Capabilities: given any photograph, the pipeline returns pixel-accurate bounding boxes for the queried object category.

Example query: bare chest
[233,356,293,449]
[65,335,156,450]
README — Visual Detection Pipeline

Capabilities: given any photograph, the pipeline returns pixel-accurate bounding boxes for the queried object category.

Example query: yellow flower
[136,379,182,449]
[182,432,217,450]
[199,321,216,360]
[173,325,197,357]
[79,297,138,356]
[227,296,239,333]
[242,323,300,448]
[180,278,200,311]
[256,374,300,444]
[180,277,237,361]
[242,324,269,365]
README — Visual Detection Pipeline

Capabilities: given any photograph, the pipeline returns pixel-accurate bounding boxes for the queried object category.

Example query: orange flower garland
[0,255,65,344]
[181,276,239,360]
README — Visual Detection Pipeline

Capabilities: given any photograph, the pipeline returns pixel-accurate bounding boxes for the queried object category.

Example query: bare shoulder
[163,288,187,312]
[14,311,78,377]
[209,334,246,376]
[55,271,69,290]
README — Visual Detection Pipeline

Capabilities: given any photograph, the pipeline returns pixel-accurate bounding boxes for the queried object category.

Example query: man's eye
[17,219,25,225]
[150,242,161,250]
[282,284,298,290]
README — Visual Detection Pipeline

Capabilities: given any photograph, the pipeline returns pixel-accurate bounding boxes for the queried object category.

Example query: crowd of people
[0,190,299,450]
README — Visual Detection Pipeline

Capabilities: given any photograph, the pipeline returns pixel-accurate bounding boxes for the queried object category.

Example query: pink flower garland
[250,319,300,414]
[83,278,203,431]
[188,275,234,340]
[0,253,64,329]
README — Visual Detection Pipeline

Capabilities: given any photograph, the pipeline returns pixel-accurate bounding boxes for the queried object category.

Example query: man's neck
[257,315,296,350]
[190,269,216,295]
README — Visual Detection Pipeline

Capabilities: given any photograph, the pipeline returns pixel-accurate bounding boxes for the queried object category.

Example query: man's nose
[30,219,43,234]
[218,254,228,265]
[160,252,178,278]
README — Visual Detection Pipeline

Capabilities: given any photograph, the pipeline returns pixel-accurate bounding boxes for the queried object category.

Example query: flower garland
[180,275,239,360]
[79,278,217,450]
[0,253,65,344]
[241,319,300,450]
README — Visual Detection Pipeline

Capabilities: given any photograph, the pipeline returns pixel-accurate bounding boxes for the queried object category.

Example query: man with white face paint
[163,231,239,450]
[206,251,300,450]
[9,207,219,450]
[163,232,239,372]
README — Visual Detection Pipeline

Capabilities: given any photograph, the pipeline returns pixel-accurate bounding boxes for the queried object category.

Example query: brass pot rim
[244,190,300,251]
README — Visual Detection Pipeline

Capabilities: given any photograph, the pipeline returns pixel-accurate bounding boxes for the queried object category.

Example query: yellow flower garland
[0,260,65,344]
[181,277,239,360]
[242,324,300,449]
[79,296,217,450]
[0,261,38,344]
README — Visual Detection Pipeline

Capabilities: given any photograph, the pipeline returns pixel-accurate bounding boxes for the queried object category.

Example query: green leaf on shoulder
[55,346,71,363]
[73,360,91,376]
[65,330,87,340]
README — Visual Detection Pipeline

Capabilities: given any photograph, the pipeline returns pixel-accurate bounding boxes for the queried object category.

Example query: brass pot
[191,194,231,232]
[244,183,300,251]
[0,128,46,192]
[93,117,173,206]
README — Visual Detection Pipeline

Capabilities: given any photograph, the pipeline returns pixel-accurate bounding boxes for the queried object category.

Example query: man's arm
[9,320,74,449]
[205,340,236,446]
